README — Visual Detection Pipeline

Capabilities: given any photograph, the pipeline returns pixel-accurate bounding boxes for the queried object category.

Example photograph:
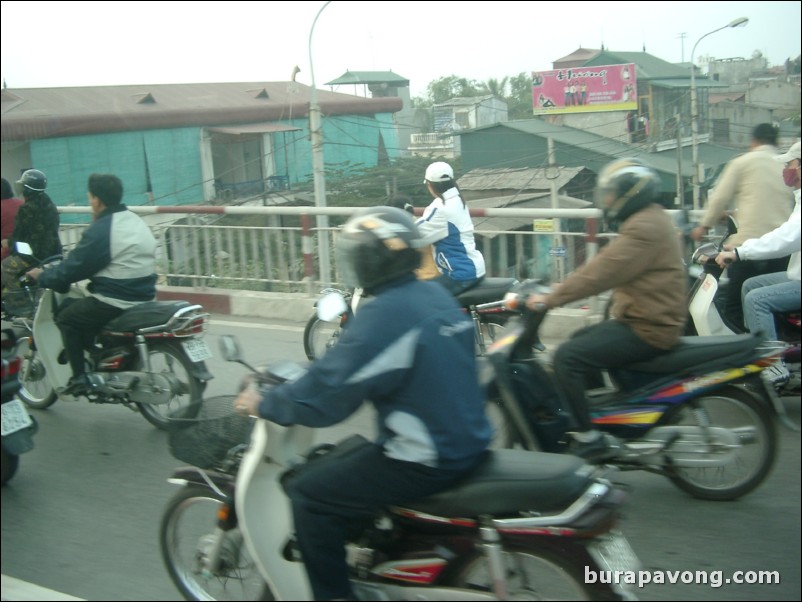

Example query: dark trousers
[553,320,667,431]
[285,441,482,600]
[434,274,482,296]
[721,256,790,332]
[55,297,124,376]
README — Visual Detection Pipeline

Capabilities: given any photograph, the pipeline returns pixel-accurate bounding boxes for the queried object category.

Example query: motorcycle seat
[103,301,192,333]
[398,448,591,517]
[456,278,518,306]
[626,333,760,374]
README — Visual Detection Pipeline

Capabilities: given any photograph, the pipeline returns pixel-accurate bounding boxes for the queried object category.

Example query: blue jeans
[741,272,801,340]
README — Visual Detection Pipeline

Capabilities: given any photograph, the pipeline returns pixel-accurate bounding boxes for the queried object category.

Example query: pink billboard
[531,63,637,115]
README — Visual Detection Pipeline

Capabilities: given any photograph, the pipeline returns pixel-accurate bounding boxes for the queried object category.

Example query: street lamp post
[309,1,333,284]
[690,16,749,210]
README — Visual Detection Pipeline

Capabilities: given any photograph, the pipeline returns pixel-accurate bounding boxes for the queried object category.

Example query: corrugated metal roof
[1,82,402,141]
[649,78,729,89]
[325,70,409,86]
[583,51,692,79]
[458,166,586,192]
[468,119,740,178]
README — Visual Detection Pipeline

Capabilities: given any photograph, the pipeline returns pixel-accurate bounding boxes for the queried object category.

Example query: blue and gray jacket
[38,204,157,308]
[259,275,491,470]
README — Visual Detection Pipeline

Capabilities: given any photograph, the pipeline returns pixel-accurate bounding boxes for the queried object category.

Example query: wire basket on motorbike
[167,395,255,470]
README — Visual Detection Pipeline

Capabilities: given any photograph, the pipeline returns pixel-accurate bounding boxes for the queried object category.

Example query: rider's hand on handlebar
[24,267,43,282]
[715,250,737,269]
[525,293,550,311]
[234,381,261,417]
[690,225,708,242]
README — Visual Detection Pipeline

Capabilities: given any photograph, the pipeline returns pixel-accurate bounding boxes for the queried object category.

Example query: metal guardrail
[57,205,702,294]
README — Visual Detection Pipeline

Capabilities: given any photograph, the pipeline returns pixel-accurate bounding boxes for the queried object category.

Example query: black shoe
[63,374,93,397]
[567,431,621,463]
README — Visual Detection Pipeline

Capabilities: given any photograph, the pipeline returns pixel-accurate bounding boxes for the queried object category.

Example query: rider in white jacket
[717,140,801,385]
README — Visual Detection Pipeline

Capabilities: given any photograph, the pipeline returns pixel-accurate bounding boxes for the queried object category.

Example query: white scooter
[159,321,641,601]
[686,220,800,427]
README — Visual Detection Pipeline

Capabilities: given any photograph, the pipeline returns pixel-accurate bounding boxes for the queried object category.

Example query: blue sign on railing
[549,246,566,257]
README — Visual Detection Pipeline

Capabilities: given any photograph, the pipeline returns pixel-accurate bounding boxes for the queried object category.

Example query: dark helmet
[335,206,422,290]
[16,169,47,194]
[594,158,660,231]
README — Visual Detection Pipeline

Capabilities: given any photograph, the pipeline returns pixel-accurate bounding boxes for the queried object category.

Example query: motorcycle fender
[187,359,213,382]
[688,274,736,336]
[167,466,235,493]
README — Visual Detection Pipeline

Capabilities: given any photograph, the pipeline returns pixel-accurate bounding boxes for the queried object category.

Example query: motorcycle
[303,277,518,360]
[159,335,641,601]
[686,218,801,397]
[2,242,213,430]
[480,280,789,501]
[1,327,36,485]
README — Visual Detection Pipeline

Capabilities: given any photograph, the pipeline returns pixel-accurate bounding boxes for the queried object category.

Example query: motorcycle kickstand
[479,517,509,600]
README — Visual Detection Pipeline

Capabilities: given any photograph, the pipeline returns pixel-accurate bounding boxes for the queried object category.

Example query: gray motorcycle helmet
[16,169,48,194]
[335,206,423,291]
[595,158,660,231]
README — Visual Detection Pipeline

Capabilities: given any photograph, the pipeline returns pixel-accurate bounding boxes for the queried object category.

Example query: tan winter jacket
[548,204,687,350]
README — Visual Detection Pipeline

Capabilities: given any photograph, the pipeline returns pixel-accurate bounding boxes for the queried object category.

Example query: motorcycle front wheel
[17,348,58,409]
[302,315,342,360]
[665,384,777,501]
[160,485,273,601]
[135,342,205,430]
[450,547,595,600]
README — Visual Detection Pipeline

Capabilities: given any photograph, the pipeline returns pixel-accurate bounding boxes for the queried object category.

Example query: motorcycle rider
[234,205,491,601]
[716,140,801,387]
[690,123,793,331]
[526,158,687,462]
[416,161,486,294]
[26,173,157,396]
[1,169,62,298]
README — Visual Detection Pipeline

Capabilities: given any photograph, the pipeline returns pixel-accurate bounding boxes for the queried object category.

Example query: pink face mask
[782,165,800,188]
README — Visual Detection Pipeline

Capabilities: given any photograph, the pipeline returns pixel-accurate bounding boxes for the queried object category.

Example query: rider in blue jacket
[234,205,491,601]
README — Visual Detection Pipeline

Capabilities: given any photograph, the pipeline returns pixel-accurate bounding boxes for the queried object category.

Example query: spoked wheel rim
[161,492,267,601]
[666,389,776,500]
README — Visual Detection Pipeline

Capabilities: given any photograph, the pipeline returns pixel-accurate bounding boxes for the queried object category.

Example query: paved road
[1,314,800,601]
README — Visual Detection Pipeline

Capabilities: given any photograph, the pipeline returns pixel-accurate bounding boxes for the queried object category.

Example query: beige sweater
[700,145,793,245]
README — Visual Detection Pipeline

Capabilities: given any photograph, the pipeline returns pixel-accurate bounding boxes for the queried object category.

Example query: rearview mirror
[317,292,348,322]
[15,242,33,256]
[219,335,243,363]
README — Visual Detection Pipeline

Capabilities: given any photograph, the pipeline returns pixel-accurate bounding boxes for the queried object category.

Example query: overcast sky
[1,1,799,99]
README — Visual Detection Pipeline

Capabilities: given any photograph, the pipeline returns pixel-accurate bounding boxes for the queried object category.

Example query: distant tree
[478,77,509,98]
[507,72,536,120]
[412,75,483,107]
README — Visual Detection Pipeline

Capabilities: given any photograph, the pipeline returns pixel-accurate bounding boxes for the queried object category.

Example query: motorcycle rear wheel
[665,384,776,501]
[302,315,342,360]
[135,342,205,430]
[17,348,58,409]
[450,547,594,600]
[160,485,273,601]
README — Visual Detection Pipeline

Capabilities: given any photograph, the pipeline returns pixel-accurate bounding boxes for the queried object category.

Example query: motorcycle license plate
[589,531,641,574]
[181,338,212,362]
[1,399,34,437]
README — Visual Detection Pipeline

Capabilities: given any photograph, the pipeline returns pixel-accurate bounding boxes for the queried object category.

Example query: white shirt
[738,188,801,281]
